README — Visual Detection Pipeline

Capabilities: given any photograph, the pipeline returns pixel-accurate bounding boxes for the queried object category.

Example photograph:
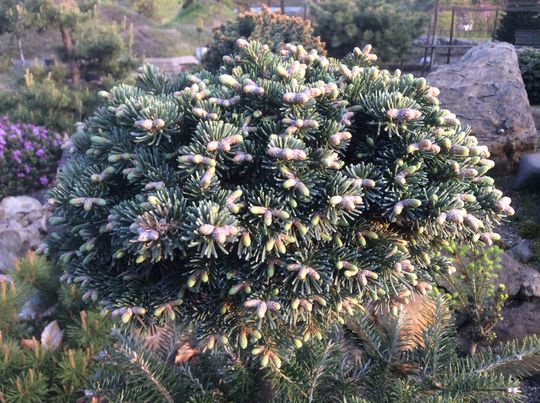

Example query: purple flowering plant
[0,116,63,198]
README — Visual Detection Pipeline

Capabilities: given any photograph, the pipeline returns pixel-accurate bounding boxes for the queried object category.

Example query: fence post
[492,7,500,41]
[422,3,436,75]
[429,0,440,71]
[446,6,456,64]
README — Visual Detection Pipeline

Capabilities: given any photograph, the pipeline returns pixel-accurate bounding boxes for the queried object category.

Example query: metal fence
[419,0,540,74]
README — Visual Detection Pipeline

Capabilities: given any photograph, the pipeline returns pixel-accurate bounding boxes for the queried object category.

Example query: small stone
[19,294,48,321]
[0,196,49,272]
[494,252,524,297]
[513,153,540,190]
[509,239,534,263]
[521,266,540,298]
[0,230,22,272]
[0,196,42,216]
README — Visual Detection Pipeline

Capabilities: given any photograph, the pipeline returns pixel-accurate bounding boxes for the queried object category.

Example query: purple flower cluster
[0,116,63,198]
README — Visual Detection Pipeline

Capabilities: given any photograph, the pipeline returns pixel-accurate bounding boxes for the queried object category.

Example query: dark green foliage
[45,39,513,370]
[86,297,540,402]
[518,47,540,105]
[0,252,113,402]
[0,116,63,199]
[496,10,540,44]
[311,0,428,62]
[202,5,326,72]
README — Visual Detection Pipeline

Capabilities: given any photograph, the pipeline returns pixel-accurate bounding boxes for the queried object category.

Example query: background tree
[311,0,429,63]
[496,9,540,43]
[518,47,540,105]
[0,0,137,133]
[0,0,34,65]
[201,5,325,71]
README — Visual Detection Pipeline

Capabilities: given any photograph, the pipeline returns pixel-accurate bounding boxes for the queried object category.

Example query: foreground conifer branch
[44,39,513,367]
[87,297,540,402]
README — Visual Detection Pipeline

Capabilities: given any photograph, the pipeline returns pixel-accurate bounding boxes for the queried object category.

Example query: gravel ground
[522,378,540,403]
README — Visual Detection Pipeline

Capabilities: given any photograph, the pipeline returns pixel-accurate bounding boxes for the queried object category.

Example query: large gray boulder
[427,42,537,172]
[0,196,48,272]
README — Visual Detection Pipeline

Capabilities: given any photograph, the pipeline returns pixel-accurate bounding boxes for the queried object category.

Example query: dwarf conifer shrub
[0,116,63,198]
[44,40,514,369]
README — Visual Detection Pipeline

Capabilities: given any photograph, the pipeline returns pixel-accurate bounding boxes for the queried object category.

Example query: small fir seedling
[434,242,507,355]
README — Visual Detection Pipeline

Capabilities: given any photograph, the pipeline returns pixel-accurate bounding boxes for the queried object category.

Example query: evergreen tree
[44,39,513,371]
[30,0,136,86]
[311,0,428,62]
[0,0,34,64]
[201,5,325,72]
[518,47,540,105]
[496,10,540,43]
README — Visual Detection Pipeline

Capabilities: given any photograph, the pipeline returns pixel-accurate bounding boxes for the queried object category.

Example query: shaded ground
[523,378,540,403]
[495,175,540,271]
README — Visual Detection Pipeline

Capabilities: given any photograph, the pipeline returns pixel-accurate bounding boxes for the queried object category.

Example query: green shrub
[134,0,183,23]
[311,0,428,62]
[201,5,325,71]
[0,116,63,199]
[45,39,513,371]
[0,65,100,134]
[518,47,540,105]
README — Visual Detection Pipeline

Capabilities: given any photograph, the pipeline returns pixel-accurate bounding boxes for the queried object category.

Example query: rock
[521,266,540,298]
[0,196,42,220]
[496,252,526,297]
[513,153,540,190]
[509,239,535,263]
[0,196,49,272]
[494,302,540,343]
[427,42,538,173]
[494,252,540,298]
[0,230,23,272]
